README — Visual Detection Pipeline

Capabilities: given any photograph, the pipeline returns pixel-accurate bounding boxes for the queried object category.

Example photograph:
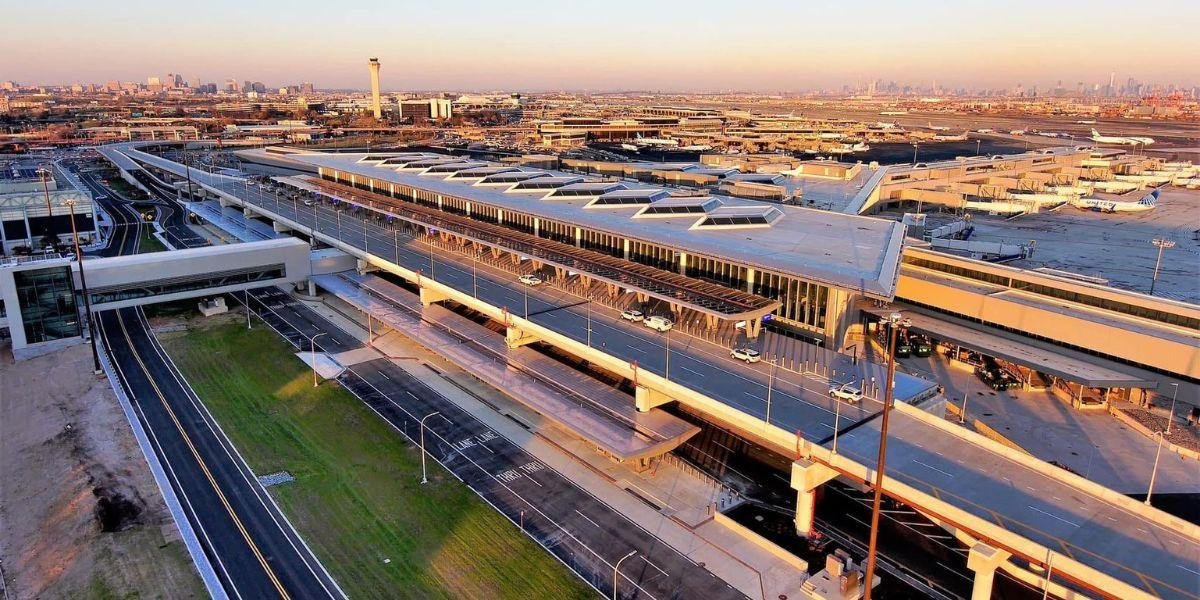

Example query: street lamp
[64,198,101,374]
[765,355,777,429]
[1149,238,1175,295]
[863,311,909,600]
[309,332,327,387]
[1165,383,1180,435]
[613,550,637,600]
[1145,430,1165,506]
[420,410,442,484]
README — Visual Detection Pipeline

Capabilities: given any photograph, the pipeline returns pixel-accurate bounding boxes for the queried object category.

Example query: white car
[643,315,674,332]
[518,273,543,286]
[828,383,864,403]
[621,309,644,322]
[730,347,761,363]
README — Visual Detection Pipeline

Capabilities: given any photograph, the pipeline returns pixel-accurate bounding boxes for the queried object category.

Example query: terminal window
[14,265,81,344]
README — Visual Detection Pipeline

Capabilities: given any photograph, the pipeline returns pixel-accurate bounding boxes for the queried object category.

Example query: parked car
[829,383,864,403]
[730,347,762,363]
[643,315,674,332]
[518,273,543,286]
[911,334,933,357]
[621,309,644,322]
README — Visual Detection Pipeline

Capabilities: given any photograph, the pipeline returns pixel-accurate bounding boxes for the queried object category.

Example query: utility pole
[863,312,908,600]
[65,198,101,374]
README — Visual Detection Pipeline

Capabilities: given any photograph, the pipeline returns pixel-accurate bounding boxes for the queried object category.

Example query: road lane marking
[1027,505,1079,528]
[641,556,669,578]
[1178,564,1200,577]
[911,459,955,478]
[115,312,291,599]
[574,510,600,528]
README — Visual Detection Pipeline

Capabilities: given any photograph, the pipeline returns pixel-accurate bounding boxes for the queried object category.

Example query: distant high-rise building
[301,82,315,94]
[368,57,382,120]
[147,76,161,86]
[190,76,201,89]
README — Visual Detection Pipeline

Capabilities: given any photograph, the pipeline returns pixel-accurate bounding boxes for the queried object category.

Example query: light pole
[664,327,671,380]
[309,332,327,388]
[832,392,843,454]
[65,198,101,374]
[420,410,442,484]
[245,289,252,330]
[586,300,592,347]
[37,167,55,241]
[1165,383,1179,435]
[1145,430,1164,506]
[613,550,637,600]
[911,143,919,166]
[1149,238,1175,295]
[765,356,777,429]
[863,312,908,600]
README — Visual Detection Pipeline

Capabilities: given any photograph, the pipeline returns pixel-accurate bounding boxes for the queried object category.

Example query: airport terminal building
[241,150,907,344]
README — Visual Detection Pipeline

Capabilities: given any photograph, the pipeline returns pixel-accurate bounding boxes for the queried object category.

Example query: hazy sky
[3,0,1198,91]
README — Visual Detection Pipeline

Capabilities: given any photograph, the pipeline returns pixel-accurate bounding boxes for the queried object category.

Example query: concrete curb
[98,341,229,600]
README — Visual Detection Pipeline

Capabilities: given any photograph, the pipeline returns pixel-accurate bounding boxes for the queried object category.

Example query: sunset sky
[4,0,1198,91]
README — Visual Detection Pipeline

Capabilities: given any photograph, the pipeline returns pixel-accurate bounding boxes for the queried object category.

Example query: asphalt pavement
[90,184,344,600]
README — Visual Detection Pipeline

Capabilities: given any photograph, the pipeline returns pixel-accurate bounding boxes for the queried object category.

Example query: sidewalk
[300,287,811,600]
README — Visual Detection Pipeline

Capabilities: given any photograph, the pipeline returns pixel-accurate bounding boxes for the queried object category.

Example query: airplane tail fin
[1091,129,1101,137]
[1140,188,1161,205]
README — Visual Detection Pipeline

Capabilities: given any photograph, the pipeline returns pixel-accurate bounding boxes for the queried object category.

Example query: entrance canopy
[864,305,1158,389]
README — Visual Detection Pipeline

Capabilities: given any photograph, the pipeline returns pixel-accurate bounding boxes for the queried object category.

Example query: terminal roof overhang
[293,175,781,320]
[240,149,908,299]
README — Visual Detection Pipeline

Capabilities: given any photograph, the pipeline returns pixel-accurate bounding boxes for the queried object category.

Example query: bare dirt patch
[0,344,204,599]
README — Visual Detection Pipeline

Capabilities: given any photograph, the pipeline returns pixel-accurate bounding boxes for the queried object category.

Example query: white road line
[1177,564,1200,577]
[1027,506,1079,528]
[524,474,543,487]
[405,391,419,400]
[574,510,600,528]
[911,459,955,478]
[642,556,670,578]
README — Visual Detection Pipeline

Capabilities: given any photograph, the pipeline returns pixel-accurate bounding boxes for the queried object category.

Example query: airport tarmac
[945,186,1200,302]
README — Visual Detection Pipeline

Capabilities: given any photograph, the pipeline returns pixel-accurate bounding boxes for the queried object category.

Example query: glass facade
[15,265,80,344]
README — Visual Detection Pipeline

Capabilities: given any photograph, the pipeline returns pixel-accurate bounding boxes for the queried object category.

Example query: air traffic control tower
[367,57,382,120]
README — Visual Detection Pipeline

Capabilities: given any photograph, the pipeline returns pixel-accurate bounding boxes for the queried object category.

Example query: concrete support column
[966,543,1010,600]
[574,227,582,247]
[533,217,540,237]
[465,201,471,216]
[243,207,255,219]
[307,278,317,297]
[678,252,687,275]
[273,221,291,233]
[634,385,671,412]
[745,268,756,293]
[418,285,449,307]
[505,327,538,349]
[790,459,837,536]
[623,238,631,260]
[747,317,763,340]
[356,259,377,275]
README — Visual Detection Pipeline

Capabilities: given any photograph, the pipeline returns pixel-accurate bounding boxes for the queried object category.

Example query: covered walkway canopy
[299,176,782,321]
[863,304,1158,389]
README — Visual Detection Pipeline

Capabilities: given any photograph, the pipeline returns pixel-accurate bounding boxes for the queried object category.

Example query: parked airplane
[1071,189,1160,212]
[1090,129,1155,146]
[927,123,951,131]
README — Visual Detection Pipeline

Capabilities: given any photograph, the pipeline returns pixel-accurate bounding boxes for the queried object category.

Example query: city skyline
[3,0,1198,91]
